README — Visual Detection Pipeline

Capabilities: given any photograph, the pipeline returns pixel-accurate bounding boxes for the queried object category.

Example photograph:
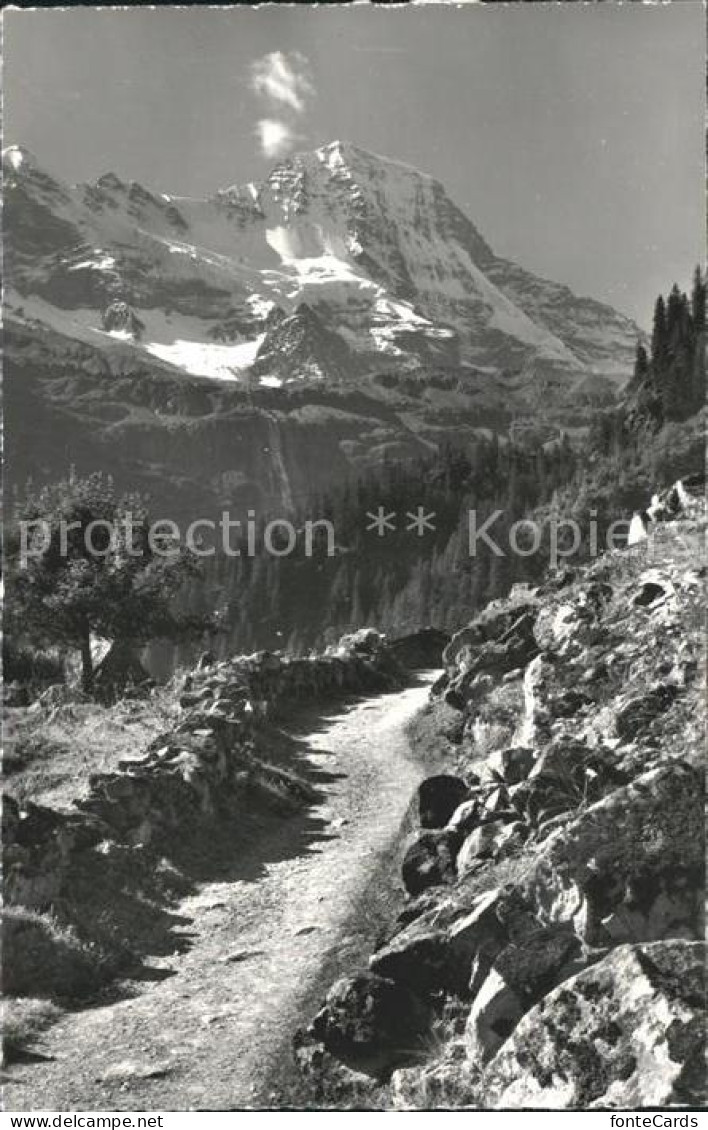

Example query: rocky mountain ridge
[5,141,640,389]
[4,141,642,518]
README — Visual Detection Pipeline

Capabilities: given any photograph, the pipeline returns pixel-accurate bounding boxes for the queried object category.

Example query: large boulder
[523,761,703,946]
[533,602,581,653]
[486,746,535,785]
[615,683,680,740]
[418,775,470,829]
[330,628,384,658]
[443,601,537,671]
[456,819,525,875]
[310,972,429,1056]
[369,926,452,995]
[447,888,529,977]
[402,830,460,897]
[476,941,706,1109]
[292,1033,383,1107]
[464,925,582,1063]
[443,610,539,709]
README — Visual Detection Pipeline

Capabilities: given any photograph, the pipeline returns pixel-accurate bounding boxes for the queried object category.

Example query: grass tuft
[3,998,63,1064]
[2,907,109,1000]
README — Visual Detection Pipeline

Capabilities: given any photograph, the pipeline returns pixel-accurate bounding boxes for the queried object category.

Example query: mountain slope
[5,140,640,389]
[4,140,642,514]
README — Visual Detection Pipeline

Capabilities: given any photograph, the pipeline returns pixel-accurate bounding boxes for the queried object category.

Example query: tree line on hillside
[183,434,586,656]
[591,267,705,456]
[187,268,705,656]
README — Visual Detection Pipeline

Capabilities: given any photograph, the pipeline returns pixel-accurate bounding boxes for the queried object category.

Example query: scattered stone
[464,967,525,1064]
[292,491,707,1106]
[100,1060,174,1082]
[222,950,265,964]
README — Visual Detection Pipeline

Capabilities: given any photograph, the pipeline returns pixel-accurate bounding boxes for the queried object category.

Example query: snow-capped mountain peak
[4,140,641,392]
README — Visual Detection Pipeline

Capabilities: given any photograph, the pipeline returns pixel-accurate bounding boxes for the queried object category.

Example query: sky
[4,4,705,326]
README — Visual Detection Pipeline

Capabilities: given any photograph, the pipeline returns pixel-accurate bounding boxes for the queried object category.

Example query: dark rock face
[442,601,538,669]
[418,775,470,829]
[487,745,534,785]
[387,629,450,670]
[615,684,680,740]
[369,928,452,995]
[633,579,670,607]
[548,688,593,717]
[309,972,430,1056]
[401,830,460,896]
[251,303,360,384]
[102,300,145,340]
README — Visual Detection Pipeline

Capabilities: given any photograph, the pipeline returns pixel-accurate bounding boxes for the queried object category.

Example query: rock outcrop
[101,300,144,340]
[295,482,706,1109]
[477,941,705,1109]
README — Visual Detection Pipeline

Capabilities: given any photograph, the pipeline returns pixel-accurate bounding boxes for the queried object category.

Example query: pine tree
[632,341,650,388]
[691,266,706,334]
[651,294,668,372]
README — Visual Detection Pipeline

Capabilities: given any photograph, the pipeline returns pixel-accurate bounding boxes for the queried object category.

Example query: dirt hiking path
[5,676,437,1111]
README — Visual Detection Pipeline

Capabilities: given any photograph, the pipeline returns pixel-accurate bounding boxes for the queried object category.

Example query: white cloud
[256,119,300,160]
[250,51,315,116]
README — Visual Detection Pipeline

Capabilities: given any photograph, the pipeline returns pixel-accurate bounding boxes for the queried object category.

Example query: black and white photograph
[2,1,706,1116]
